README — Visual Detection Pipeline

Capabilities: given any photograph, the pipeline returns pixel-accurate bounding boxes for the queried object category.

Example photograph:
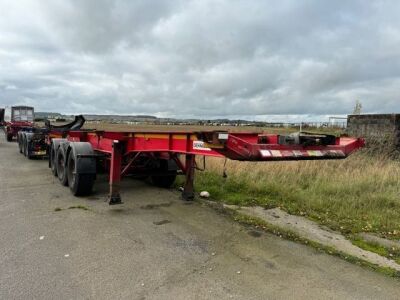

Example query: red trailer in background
[4,106,34,142]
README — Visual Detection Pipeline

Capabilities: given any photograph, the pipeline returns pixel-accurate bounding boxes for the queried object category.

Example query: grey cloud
[0,0,399,119]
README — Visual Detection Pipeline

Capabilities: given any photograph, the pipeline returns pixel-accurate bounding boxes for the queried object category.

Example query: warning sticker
[270,150,282,157]
[307,150,323,156]
[293,150,303,157]
[260,150,272,157]
[281,150,294,157]
[193,141,212,151]
[328,150,345,156]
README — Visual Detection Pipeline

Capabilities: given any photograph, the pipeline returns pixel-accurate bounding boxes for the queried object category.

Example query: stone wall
[347,114,400,148]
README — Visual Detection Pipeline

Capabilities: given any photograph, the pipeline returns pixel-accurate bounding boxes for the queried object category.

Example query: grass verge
[350,236,400,265]
[176,151,400,239]
[206,201,400,278]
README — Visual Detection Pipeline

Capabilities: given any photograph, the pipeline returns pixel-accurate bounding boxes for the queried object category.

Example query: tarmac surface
[1,133,399,299]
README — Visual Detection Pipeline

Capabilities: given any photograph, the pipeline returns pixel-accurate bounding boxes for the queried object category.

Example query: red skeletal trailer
[45,124,364,205]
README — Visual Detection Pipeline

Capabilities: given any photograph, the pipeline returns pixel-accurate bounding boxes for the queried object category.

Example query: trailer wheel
[50,145,58,176]
[18,133,23,153]
[22,134,27,157]
[50,139,67,176]
[24,137,33,159]
[151,159,177,188]
[24,140,30,159]
[6,133,13,142]
[56,147,68,186]
[23,133,35,159]
[67,152,95,196]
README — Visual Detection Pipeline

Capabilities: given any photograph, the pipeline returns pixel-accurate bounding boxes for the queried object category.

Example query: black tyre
[50,144,58,176]
[67,152,95,196]
[6,134,13,142]
[50,139,67,176]
[151,159,177,188]
[56,147,68,186]
[22,135,27,157]
[18,134,23,153]
[24,137,32,159]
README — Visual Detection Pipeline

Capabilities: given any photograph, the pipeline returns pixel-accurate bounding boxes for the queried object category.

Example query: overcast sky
[0,0,399,121]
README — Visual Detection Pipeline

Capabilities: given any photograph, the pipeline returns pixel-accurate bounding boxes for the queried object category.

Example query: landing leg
[182,154,195,201]
[109,141,123,205]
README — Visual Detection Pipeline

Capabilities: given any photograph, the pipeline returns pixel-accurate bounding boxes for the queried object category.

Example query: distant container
[11,106,34,122]
[347,114,400,148]
[3,106,35,122]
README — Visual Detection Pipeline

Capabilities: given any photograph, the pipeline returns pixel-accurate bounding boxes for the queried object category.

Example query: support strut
[109,141,123,205]
[182,154,195,201]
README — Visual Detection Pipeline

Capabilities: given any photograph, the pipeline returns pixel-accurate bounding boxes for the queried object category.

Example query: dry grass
[189,151,400,239]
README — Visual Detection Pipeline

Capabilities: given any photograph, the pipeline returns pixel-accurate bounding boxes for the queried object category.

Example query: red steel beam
[65,130,364,161]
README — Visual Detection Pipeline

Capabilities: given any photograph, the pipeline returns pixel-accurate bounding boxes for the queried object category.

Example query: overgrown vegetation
[177,150,400,239]
[350,236,400,265]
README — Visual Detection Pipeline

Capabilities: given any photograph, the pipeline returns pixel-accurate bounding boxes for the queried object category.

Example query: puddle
[153,220,171,225]
[140,202,172,210]
[247,230,262,238]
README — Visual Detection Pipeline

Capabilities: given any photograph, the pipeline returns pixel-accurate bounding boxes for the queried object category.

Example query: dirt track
[1,133,399,299]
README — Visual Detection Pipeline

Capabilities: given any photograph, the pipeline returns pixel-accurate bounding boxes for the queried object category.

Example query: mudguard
[67,142,96,175]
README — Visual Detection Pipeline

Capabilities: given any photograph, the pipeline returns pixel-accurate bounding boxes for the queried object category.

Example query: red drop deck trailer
[41,125,364,205]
